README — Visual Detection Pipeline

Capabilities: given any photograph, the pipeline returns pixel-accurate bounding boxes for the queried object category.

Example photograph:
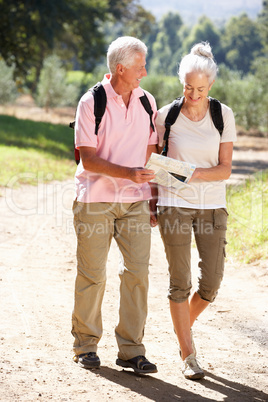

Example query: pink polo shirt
[74,74,158,203]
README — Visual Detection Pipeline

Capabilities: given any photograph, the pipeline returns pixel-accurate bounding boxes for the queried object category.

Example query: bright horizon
[139,0,263,23]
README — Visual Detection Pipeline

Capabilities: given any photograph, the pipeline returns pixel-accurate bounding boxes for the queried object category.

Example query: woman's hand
[149,198,158,227]
[149,182,158,227]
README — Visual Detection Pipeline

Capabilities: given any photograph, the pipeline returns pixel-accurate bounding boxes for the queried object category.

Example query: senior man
[72,36,158,374]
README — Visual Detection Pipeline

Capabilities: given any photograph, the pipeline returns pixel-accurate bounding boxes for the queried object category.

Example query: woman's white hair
[107,36,147,74]
[178,42,218,84]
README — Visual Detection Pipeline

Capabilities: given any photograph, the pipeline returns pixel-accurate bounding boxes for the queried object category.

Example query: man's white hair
[107,36,147,74]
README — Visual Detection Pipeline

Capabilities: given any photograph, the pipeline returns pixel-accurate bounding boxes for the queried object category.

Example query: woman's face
[183,71,214,106]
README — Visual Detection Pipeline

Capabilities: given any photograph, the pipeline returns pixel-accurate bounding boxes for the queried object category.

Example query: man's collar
[101,74,144,99]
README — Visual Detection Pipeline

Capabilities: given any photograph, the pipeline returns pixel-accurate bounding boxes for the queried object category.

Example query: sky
[139,0,263,24]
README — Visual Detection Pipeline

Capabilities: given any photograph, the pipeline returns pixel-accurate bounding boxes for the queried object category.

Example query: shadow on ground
[91,366,268,401]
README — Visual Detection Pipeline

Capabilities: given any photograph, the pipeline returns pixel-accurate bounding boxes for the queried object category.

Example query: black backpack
[162,96,224,156]
[70,82,155,165]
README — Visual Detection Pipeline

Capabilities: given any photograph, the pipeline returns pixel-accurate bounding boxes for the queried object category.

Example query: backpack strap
[139,92,155,131]
[69,82,107,164]
[209,97,224,135]
[91,82,107,135]
[161,96,224,157]
[69,82,107,134]
[162,96,184,156]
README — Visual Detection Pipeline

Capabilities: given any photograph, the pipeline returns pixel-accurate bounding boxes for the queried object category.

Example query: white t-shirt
[155,100,237,209]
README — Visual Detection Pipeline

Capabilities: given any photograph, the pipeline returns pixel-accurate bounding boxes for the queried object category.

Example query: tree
[0,60,17,104]
[1,0,73,82]
[117,4,155,38]
[149,12,186,75]
[0,0,142,86]
[36,55,80,109]
[250,0,268,98]
[221,13,263,74]
[100,3,156,68]
[257,0,268,50]
[182,16,223,62]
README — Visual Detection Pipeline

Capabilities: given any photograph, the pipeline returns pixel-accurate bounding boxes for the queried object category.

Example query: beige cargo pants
[72,200,151,360]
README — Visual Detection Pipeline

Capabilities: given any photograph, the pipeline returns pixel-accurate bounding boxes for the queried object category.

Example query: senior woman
[155,42,236,380]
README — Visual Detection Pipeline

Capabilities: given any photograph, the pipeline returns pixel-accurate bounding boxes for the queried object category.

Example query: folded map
[145,153,196,191]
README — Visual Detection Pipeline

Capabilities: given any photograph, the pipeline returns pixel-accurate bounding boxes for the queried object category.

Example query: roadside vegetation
[0,115,75,187]
[226,171,268,263]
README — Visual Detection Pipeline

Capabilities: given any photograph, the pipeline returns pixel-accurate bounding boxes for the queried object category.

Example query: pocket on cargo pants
[213,208,228,275]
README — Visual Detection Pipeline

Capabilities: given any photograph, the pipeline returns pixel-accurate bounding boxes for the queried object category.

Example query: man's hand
[129,168,155,183]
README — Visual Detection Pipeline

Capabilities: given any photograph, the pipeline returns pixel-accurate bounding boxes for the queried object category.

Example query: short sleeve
[75,91,98,149]
[221,103,237,143]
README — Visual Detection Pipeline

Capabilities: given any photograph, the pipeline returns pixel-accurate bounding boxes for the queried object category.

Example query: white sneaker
[182,353,205,380]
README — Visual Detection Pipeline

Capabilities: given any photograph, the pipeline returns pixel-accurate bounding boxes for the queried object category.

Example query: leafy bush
[36,55,80,109]
[67,71,94,86]
[142,67,268,132]
[67,71,98,100]
[0,60,18,104]
[67,71,182,108]
[226,74,267,130]
[67,67,109,99]
[65,65,268,132]
[210,65,268,131]
[226,170,268,263]
[142,75,182,108]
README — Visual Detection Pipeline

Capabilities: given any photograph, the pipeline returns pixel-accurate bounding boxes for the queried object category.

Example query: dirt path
[0,98,268,401]
[0,178,267,401]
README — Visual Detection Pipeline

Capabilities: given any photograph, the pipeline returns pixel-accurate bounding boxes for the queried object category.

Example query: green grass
[0,115,76,186]
[226,170,268,263]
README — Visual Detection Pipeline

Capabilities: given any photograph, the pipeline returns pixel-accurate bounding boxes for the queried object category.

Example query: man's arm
[79,146,155,184]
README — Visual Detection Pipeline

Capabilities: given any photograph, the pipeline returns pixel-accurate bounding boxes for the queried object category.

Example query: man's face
[120,52,147,91]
